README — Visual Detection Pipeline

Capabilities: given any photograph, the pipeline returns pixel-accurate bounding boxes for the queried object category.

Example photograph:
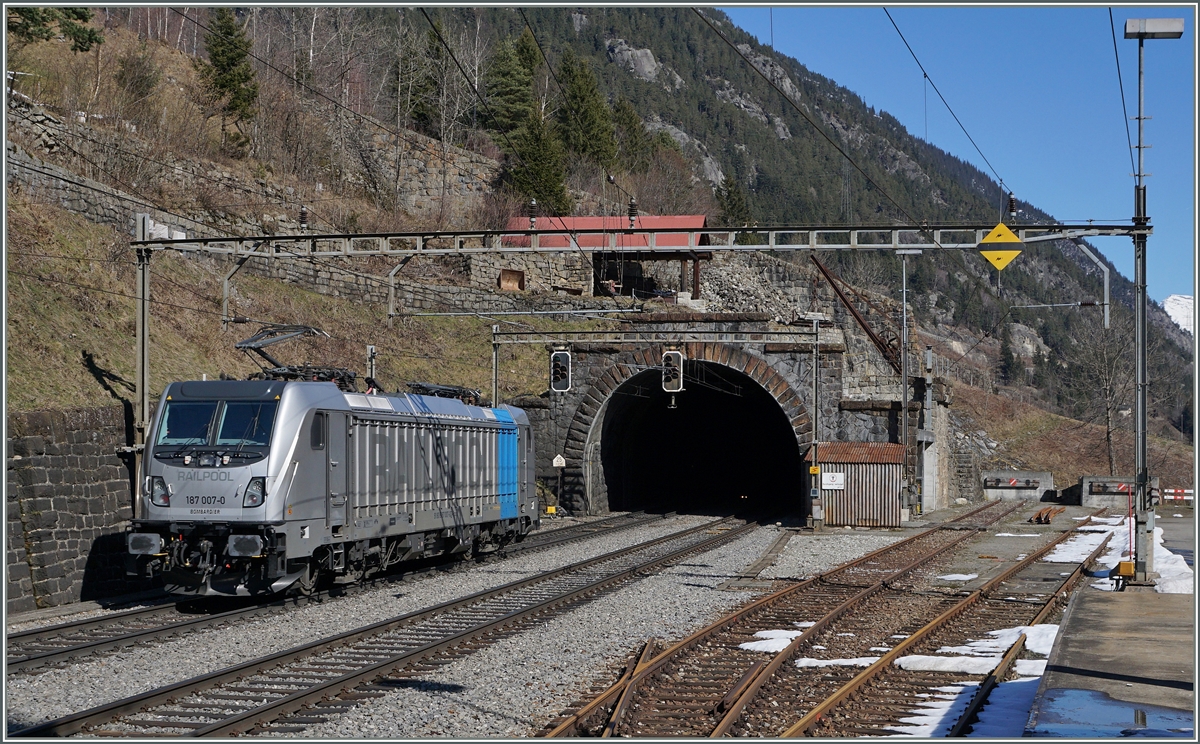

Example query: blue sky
[719,5,1195,304]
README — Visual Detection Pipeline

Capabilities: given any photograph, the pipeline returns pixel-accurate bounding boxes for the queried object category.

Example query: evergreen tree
[612,98,651,173]
[507,109,571,215]
[483,39,533,137]
[197,7,258,150]
[6,7,102,53]
[716,175,761,244]
[556,48,616,169]
[998,324,1024,385]
[514,26,542,76]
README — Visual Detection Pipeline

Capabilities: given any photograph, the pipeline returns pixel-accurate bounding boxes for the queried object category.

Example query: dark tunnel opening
[599,361,805,517]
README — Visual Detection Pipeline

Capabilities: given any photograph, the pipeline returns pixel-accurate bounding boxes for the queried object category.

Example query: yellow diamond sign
[980,249,1022,271]
[978,222,1023,270]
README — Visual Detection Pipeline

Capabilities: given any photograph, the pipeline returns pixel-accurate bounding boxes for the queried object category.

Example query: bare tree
[1061,314,1136,475]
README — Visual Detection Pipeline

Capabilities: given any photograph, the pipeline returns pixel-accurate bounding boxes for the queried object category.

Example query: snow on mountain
[1163,294,1193,335]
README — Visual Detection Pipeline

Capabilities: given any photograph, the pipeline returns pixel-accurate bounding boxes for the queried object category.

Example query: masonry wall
[6,405,142,613]
[7,100,499,232]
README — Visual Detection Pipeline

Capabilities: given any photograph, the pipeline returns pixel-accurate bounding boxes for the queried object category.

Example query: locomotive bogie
[127,380,538,596]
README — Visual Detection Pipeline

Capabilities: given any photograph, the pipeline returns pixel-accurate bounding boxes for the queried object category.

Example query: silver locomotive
[126,379,538,596]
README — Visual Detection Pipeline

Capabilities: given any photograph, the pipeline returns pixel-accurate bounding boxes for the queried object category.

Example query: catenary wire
[1108,8,1138,178]
[692,8,936,238]
[882,8,1012,207]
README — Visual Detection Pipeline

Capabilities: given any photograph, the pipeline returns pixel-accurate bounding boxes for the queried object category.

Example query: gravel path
[4,514,709,733]
[267,526,904,738]
[760,530,905,580]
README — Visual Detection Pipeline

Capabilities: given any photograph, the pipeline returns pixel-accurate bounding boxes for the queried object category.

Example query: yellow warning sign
[979,222,1023,270]
[809,466,821,475]
[980,250,1022,271]
[980,222,1022,244]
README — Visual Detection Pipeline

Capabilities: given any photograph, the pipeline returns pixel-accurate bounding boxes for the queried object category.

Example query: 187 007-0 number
[185,494,226,505]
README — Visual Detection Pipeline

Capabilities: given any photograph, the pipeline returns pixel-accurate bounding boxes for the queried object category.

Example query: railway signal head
[662,351,684,392]
[550,350,572,392]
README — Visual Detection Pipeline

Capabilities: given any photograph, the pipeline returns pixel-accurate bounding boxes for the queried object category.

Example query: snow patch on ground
[936,573,978,581]
[738,629,805,653]
[795,656,879,668]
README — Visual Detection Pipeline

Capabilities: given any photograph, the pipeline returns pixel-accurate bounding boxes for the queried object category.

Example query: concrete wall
[1066,475,1160,509]
[6,406,142,612]
[981,470,1054,502]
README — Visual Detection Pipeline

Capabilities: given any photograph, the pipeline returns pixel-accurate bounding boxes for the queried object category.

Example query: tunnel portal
[598,360,805,516]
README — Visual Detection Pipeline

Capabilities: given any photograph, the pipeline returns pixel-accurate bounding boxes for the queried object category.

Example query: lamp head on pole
[1124,18,1184,39]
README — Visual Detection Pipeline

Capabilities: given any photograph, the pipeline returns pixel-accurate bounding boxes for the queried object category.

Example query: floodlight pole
[1133,32,1151,582]
[1125,18,1183,583]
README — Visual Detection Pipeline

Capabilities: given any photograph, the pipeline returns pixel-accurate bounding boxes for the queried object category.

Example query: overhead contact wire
[1108,8,1138,178]
[691,8,938,243]
[882,8,1012,203]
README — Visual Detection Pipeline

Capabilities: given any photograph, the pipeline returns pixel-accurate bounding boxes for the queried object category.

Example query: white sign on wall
[821,472,846,490]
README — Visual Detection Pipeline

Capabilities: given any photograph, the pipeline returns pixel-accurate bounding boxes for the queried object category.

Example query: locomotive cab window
[155,400,278,448]
[310,412,326,450]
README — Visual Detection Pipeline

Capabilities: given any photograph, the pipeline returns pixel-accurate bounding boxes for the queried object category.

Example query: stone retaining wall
[6,405,141,612]
[7,99,500,232]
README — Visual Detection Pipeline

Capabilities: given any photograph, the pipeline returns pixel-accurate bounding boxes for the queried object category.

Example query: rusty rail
[781,510,1111,736]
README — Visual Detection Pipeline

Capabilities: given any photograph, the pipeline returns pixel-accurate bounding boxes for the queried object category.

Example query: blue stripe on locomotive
[492,409,519,519]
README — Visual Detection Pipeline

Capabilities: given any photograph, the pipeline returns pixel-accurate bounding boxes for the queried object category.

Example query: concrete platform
[1026,586,1195,736]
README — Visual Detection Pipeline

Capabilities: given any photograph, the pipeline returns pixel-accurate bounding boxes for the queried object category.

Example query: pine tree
[507,109,571,216]
[612,98,652,173]
[998,324,1024,385]
[556,48,616,169]
[197,7,258,151]
[6,7,102,53]
[514,27,542,76]
[483,39,533,137]
[716,175,761,244]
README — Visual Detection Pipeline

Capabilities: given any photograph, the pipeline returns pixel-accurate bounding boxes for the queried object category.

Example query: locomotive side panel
[346,417,508,538]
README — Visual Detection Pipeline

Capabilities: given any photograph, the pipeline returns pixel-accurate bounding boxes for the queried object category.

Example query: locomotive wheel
[292,561,317,596]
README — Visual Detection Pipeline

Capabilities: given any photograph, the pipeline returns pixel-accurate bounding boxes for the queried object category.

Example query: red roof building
[502,215,708,249]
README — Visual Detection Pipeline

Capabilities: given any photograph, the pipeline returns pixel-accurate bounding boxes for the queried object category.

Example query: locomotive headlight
[243,477,266,507]
[149,477,170,507]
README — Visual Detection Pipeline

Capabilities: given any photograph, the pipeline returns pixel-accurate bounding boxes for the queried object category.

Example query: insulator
[628,197,638,229]
[1007,194,1016,217]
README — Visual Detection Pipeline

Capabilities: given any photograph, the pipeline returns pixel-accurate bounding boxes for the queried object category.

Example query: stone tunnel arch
[564,344,812,516]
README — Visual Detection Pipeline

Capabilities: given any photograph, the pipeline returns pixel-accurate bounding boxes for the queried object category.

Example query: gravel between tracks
[4,514,703,733]
[265,528,905,738]
[3,515,613,636]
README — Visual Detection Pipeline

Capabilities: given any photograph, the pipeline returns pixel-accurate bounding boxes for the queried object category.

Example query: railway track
[6,511,668,674]
[504,510,670,554]
[786,518,1111,737]
[13,516,752,737]
[543,501,1105,737]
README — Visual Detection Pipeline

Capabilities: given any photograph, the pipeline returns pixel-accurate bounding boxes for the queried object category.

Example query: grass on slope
[953,384,1193,490]
[5,195,605,413]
